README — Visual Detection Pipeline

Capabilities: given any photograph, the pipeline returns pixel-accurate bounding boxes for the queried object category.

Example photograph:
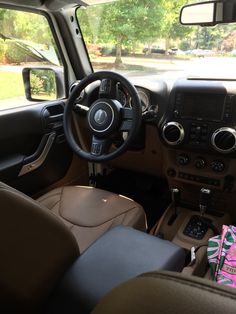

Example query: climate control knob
[162,122,184,146]
[211,160,225,172]
[194,157,206,169]
[177,154,189,166]
[211,127,236,153]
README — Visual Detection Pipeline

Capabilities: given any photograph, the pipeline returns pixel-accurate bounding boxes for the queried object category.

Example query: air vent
[69,81,85,102]
[42,104,64,130]
[69,81,80,94]
[162,122,184,145]
[212,127,236,153]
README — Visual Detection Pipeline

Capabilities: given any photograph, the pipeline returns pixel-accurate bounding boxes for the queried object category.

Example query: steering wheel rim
[63,71,142,162]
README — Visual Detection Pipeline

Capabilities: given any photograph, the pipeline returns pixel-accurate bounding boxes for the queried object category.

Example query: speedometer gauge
[118,89,127,106]
[137,89,149,112]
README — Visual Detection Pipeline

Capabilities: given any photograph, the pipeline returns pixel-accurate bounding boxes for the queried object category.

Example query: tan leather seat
[92,271,236,314]
[0,181,145,312]
[37,185,146,252]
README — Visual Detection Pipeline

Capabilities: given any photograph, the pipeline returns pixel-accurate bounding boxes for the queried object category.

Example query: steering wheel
[63,71,142,162]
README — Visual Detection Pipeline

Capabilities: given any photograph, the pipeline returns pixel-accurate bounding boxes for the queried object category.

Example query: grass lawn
[0,71,25,100]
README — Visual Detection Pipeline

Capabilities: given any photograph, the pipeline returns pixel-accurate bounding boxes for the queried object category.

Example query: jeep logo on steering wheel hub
[94,109,108,125]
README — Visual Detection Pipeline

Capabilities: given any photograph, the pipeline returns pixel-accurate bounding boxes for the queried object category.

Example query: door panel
[0,101,73,196]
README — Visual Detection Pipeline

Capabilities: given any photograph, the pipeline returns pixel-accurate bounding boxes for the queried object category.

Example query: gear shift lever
[184,188,219,239]
[171,188,180,214]
[199,188,211,216]
[168,188,180,226]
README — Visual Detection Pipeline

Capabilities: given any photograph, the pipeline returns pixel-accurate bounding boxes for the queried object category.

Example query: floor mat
[95,169,171,231]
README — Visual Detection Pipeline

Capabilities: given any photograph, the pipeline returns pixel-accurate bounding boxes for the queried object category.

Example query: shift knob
[199,188,211,216]
[171,188,180,206]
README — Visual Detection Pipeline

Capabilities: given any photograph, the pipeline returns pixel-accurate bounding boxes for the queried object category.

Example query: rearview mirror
[22,67,65,102]
[180,0,236,26]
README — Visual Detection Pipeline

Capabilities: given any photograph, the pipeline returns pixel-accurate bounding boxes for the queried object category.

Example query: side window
[0,8,65,110]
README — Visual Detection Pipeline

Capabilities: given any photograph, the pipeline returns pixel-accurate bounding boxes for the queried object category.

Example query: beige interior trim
[18,132,56,176]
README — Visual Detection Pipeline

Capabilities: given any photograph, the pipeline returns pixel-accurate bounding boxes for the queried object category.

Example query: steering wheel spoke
[121,107,133,119]
[120,121,132,132]
[91,136,111,156]
[99,79,117,99]
[73,103,89,115]
[120,107,133,131]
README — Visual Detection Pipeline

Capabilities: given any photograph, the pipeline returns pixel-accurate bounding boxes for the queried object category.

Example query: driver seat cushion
[37,186,147,252]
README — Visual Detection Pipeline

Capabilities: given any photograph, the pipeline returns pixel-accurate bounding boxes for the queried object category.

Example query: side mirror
[180,0,236,26]
[22,67,65,102]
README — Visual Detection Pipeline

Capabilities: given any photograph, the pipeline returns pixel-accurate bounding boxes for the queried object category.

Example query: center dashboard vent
[162,121,185,145]
[212,127,236,153]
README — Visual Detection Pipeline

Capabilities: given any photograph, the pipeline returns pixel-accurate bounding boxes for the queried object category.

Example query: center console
[155,80,236,276]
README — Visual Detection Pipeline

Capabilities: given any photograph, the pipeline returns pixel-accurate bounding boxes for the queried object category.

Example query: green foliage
[5,41,28,64]
[31,69,56,98]
[179,40,191,51]
[0,39,5,62]
[0,8,60,65]
[77,0,193,64]
[30,74,44,95]
[195,24,236,50]
[0,9,53,45]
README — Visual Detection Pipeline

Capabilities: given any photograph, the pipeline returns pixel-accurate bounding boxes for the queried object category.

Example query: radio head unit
[175,92,233,122]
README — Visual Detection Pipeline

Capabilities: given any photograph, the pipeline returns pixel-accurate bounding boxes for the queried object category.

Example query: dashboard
[72,77,236,197]
[70,77,236,213]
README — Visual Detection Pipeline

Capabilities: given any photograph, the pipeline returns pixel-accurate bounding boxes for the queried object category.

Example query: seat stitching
[37,191,62,203]
[58,186,64,217]
[48,200,61,211]
[60,205,141,228]
[139,273,236,300]
[0,186,143,228]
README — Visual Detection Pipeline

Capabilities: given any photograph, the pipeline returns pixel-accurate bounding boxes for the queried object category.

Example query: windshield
[77,0,236,80]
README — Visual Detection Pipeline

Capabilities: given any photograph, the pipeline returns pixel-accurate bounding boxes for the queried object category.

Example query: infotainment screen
[181,93,226,121]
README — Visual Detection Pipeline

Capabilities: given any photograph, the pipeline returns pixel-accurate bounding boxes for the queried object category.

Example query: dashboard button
[177,154,190,166]
[194,157,206,169]
[167,168,176,177]
[211,160,225,172]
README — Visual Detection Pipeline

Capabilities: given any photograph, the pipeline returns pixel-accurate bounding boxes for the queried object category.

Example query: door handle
[18,132,56,176]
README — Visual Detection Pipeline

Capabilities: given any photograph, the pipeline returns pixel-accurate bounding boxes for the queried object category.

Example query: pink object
[208,225,236,287]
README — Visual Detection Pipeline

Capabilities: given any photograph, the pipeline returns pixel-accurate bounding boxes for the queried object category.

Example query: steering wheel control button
[162,121,184,146]
[177,154,189,166]
[91,142,103,156]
